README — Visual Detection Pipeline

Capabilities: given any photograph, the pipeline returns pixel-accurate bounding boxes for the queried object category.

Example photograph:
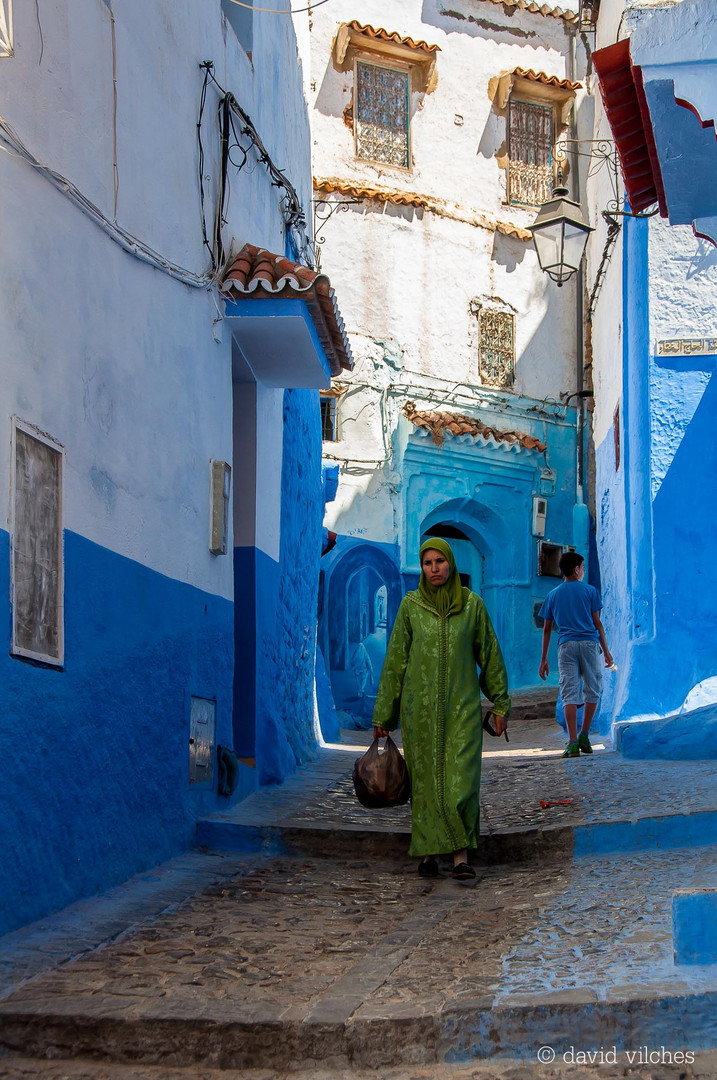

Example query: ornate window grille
[479,310,515,388]
[508,99,553,206]
[0,0,13,57]
[355,60,410,169]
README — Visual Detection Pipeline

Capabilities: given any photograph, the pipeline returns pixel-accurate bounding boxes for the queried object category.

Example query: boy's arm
[592,612,613,667]
[539,619,553,680]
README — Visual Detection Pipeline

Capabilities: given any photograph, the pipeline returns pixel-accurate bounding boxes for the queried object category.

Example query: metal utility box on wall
[189,696,216,783]
[538,541,562,577]
[532,495,547,537]
[209,460,231,555]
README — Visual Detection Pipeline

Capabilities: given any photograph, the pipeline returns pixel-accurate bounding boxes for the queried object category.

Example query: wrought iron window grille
[354,59,411,170]
[508,99,554,207]
[479,310,515,389]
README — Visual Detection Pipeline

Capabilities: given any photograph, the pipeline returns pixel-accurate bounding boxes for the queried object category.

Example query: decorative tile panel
[480,310,515,388]
[355,61,410,169]
[508,99,553,206]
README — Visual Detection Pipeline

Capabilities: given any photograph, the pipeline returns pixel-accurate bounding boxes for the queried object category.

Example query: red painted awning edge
[593,38,667,217]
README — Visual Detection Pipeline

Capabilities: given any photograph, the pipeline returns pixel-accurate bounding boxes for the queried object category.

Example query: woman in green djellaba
[372,538,511,882]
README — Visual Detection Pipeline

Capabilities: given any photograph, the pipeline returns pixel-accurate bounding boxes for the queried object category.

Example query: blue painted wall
[0,529,233,937]
[595,214,717,744]
[253,389,323,783]
[321,393,588,723]
[399,403,581,694]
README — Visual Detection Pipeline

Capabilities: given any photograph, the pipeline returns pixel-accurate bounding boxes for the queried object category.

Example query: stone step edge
[1,989,715,1069]
[195,808,717,863]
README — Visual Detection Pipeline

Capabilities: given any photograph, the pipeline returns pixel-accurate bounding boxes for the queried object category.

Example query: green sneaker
[561,741,580,758]
[578,732,593,754]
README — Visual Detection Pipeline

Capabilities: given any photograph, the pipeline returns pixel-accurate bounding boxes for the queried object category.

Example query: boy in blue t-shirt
[538,551,613,758]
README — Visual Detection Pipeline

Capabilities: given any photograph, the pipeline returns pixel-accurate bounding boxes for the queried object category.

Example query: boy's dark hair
[559,551,584,578]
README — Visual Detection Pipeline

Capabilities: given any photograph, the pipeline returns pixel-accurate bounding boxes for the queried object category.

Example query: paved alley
[1,698,716,1076]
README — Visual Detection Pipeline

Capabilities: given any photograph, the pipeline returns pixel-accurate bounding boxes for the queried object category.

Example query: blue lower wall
[251,389,322,785]
[596,214,717,736]
[0,528,233,937]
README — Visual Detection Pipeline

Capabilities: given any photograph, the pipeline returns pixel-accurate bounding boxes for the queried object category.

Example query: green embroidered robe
[372,589,511,857]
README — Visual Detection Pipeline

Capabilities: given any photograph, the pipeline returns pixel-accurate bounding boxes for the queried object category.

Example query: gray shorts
[558,640,603,705]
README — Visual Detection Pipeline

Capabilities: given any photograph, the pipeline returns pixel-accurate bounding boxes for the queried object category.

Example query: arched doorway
[420,523,485,592]
[324,544,402,725]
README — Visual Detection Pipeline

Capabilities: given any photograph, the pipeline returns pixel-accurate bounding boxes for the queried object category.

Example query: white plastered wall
[309,0,585,546]
[0,0,313,598]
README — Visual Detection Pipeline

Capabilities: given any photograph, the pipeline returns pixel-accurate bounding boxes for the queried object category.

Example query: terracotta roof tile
[344,20,440,55]
[403,403,546,454]
[483,0,577,21]
[315,177,429,209]
[220,244,353,376]
[313,178,533,242]
[513,67,582,92]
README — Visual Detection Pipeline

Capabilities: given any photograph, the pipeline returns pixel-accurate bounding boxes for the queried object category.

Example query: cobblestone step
[1,848,716,1071]
[4,1050,717,1079]
[1,992,717,1071]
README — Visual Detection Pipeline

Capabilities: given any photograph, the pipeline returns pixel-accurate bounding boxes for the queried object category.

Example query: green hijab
[418,537,465,618]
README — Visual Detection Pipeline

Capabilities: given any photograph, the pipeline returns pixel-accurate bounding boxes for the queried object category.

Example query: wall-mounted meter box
[532,495,547,537]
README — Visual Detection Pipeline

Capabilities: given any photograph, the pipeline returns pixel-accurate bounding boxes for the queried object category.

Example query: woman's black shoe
[451,862,476,881]
[418,857,439,877]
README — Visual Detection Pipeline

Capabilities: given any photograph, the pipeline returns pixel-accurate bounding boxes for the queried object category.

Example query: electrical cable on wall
[200,61,313,268]
[227,0,333,13]
[0,116,211,288]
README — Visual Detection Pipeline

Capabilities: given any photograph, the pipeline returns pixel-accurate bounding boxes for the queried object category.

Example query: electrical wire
[227,0,333,13]
[0,115,212,288]
[34,0,44,64]
[202,63,313,267]
[197,65,215,270]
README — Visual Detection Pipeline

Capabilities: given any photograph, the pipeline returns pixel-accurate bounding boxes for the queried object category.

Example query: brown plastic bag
[352,735,411,808]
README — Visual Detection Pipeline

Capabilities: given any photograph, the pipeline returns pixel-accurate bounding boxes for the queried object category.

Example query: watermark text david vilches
[537,1045,695,1066]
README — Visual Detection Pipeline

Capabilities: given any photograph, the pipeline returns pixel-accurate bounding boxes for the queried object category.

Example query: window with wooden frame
[495,69,579,208]
[11,419,64,665]
[354,59,410,169]
[479,309,515,389]
[333,22,439,173]
[508,99,554,207]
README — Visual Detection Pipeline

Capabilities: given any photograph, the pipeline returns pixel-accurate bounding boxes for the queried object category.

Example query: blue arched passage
[325,543,402,722]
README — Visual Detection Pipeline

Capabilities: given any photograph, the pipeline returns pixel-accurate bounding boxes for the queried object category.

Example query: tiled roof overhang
[335,21,440,91]
[513,68,582,92]
[220,244,353,376]
[403,404,546,454]
[313,177,533,241]
[482,0,577,22]
[592,39,667,216]
[494,68,581,126]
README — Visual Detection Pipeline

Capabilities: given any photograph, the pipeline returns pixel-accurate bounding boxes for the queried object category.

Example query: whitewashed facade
[306,0,597,715]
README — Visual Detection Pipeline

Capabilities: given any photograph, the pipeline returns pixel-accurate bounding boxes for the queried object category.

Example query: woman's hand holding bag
[352,733,411,808]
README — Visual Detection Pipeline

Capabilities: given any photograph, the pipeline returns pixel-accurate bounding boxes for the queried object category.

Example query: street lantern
[528,186,594,287]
